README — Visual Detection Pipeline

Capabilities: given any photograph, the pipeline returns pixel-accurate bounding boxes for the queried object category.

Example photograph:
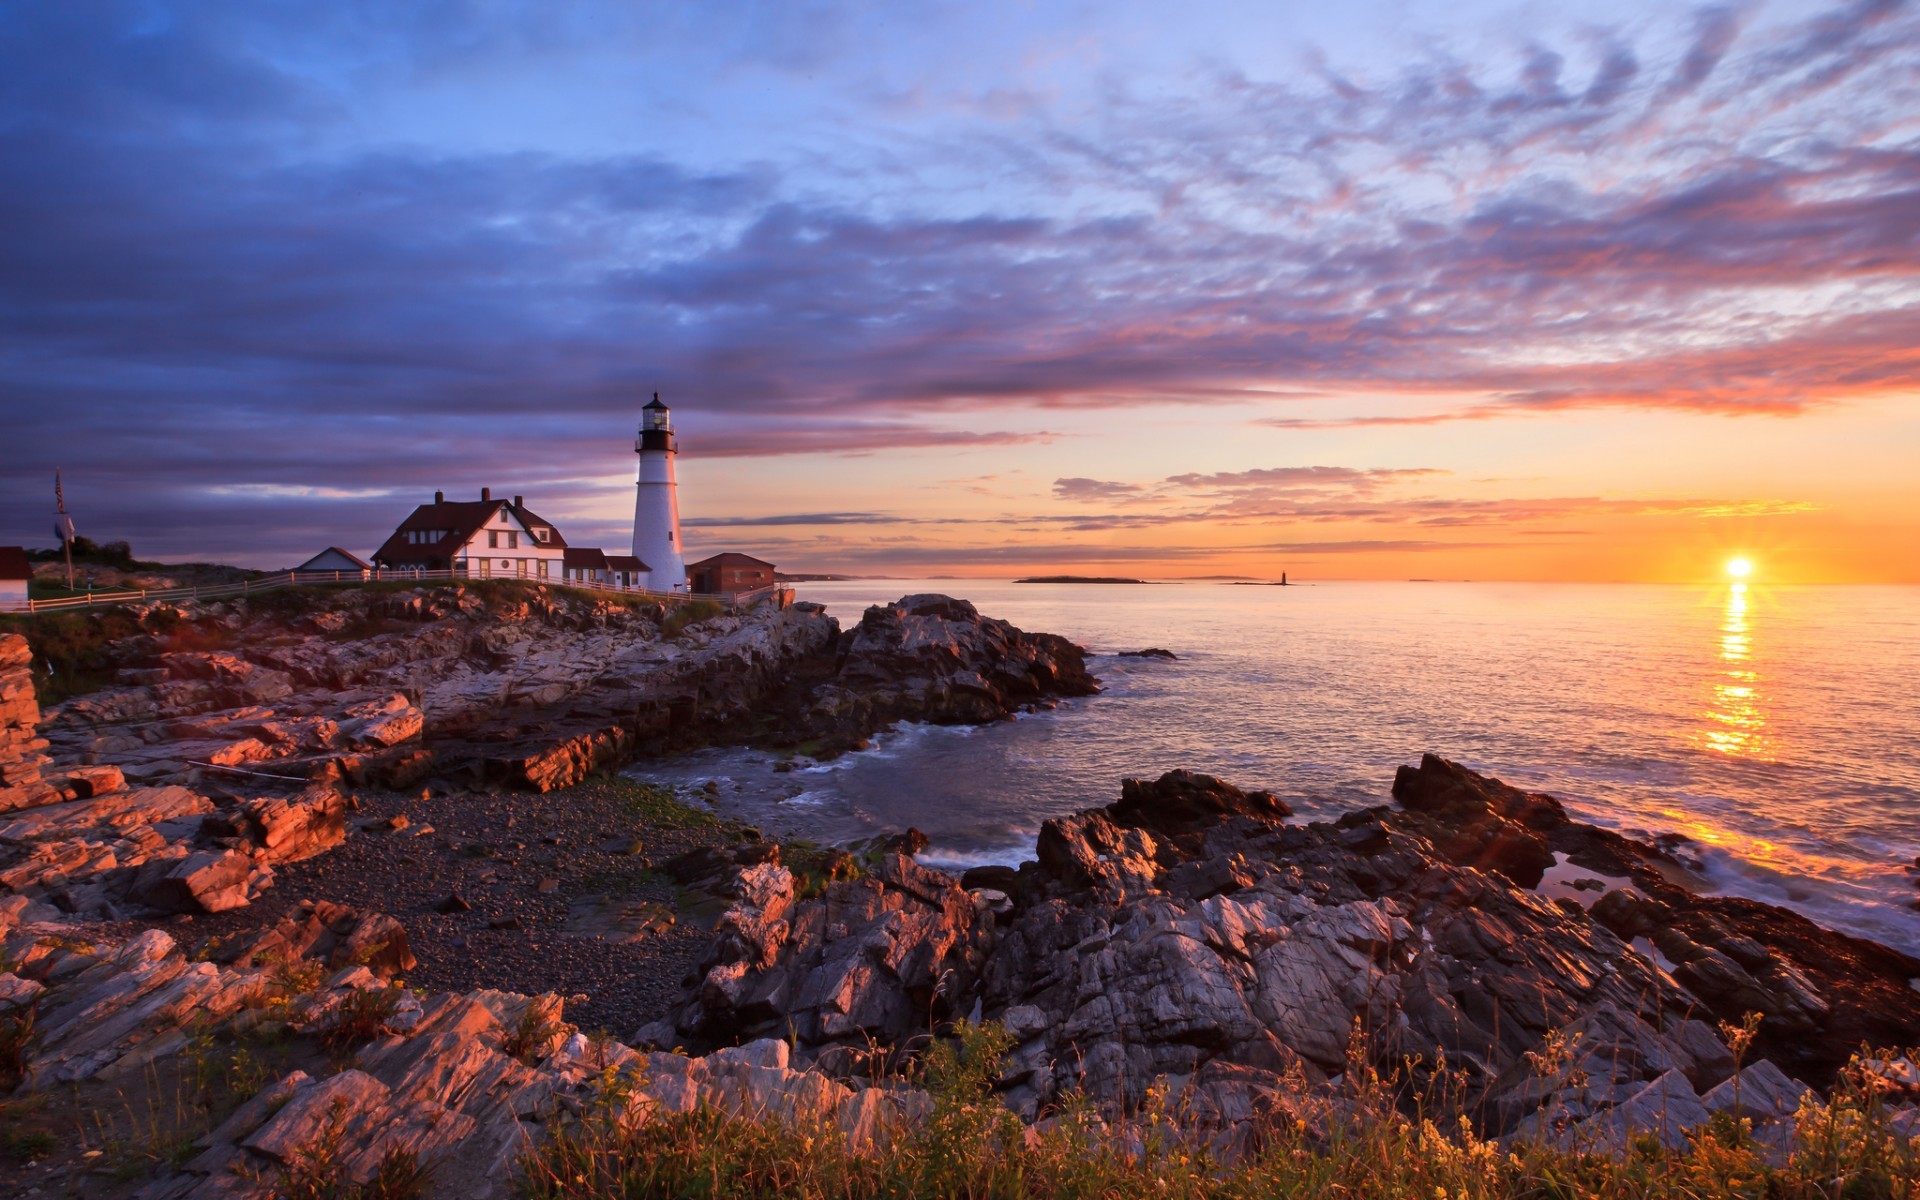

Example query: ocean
[630,579,1920,957]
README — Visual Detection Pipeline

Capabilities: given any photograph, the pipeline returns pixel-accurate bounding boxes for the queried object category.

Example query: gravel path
[183,777,744,1037]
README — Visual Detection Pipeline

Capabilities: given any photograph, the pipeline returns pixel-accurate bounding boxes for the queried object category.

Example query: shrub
[273,1100,434,1200]
[518,1029,1920,1200]
[320,987,402,1048]
[0,1003,37,1088]
[500,1004,563,1065]
[1,1127,57,1162]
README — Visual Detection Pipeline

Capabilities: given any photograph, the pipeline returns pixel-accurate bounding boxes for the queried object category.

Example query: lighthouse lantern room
[632,393,686,591]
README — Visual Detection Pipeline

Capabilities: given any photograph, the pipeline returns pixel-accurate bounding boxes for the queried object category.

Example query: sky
[1,0,1916,583]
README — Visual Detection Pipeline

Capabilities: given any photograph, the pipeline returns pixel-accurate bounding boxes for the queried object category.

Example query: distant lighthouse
[632,393,686,591]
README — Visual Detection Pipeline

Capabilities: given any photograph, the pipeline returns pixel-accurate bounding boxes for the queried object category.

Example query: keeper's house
[0,546,29,612]
[561,547,608,586]
[372,489,568,580]
[687,552,776,594]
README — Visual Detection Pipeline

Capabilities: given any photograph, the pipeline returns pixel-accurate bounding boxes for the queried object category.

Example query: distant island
[1014,575,1153,584]
[774,572,869,582]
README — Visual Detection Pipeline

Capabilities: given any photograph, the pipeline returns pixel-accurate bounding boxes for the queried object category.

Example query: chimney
[434,490,444,504]
[481,487,491,502]
[513,494,524,508]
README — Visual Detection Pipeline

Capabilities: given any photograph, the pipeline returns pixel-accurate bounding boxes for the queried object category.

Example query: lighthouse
[632,393,686,591]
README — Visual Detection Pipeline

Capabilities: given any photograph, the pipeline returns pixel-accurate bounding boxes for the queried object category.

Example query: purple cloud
[0,0,1913,566]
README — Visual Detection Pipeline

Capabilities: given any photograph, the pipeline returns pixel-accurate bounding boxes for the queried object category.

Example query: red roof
[604,554,648,572]
[372,497,569,567]
[687,552,775,570]
[563,548,608,571]
[0,546,30,582]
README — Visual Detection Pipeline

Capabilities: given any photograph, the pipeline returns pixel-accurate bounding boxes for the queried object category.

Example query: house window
[488,531,499,548]
[537,561,549,578]
[508,531,519,550]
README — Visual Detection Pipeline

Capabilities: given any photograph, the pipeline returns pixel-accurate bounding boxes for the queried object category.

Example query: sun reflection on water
[1700,582,1772,760]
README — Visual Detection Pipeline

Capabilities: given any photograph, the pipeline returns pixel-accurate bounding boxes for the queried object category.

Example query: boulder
[157,849,254,913]
[231,782,348,863]
[212,900,418,978]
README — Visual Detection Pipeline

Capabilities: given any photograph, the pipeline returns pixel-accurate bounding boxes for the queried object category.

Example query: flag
[53,468,75,545]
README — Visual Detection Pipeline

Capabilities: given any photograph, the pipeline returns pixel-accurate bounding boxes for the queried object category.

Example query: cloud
[1256,540,1502,554]
[681,512,906,527]
[0,0,1912,565]
[1051,477,1145,501]
[694,424,1062,458]
[1163,467,1447,492]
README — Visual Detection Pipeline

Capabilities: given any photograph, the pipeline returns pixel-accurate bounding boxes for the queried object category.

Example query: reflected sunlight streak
[1699,583,1772,760]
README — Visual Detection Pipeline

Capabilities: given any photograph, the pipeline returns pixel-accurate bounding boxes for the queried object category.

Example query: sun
[1726,557,1753,579]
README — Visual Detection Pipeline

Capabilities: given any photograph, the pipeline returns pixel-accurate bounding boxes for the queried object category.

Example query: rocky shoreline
[1,587,1917,1196]
[645,757,1920,1145]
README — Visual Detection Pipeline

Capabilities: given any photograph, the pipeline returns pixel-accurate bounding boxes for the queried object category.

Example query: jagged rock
[1591,886,1663,938]
[1702,1059,1813,1119]
[61,764,126,799]
[0,634,58,813]
[1572,1069,1711,1151]
[342,693,425,748]
[19,930,261,1085]
[229,781,348,864]
[810,595,1099,744]
[156,849,255,913]
[0,922,932,1199]
[655,757,1920,1144]
[515,722,634,792]
[1108,769,1290,835]
[211,899,418,978]
[23,590,1093,801]
[0,783,211,841]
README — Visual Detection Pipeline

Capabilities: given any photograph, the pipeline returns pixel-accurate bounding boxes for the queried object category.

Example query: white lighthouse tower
[632,393,686,591]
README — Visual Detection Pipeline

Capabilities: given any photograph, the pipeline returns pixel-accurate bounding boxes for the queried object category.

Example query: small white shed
[0,547,31,612]
[292,547,371,576]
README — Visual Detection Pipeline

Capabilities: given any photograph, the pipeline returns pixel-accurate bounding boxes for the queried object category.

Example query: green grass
[521,1022,1920,1200]
[662,598,725,639]
[0,608,152,703]
[604,778,725,831]
[71,1025,302,1184]
[0,578,679,703]
[783,839,866,899]
[0,1125,57,1162]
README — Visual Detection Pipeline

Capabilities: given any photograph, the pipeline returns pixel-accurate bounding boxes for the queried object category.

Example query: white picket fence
[8,566,789,616]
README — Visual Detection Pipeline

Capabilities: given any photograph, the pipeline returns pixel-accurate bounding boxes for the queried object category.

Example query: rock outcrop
[24,587,1095,793]
[1,915,928,1199]
[647,758,1920,1147]
[798,595,1099,748]
[0,634,57,813]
